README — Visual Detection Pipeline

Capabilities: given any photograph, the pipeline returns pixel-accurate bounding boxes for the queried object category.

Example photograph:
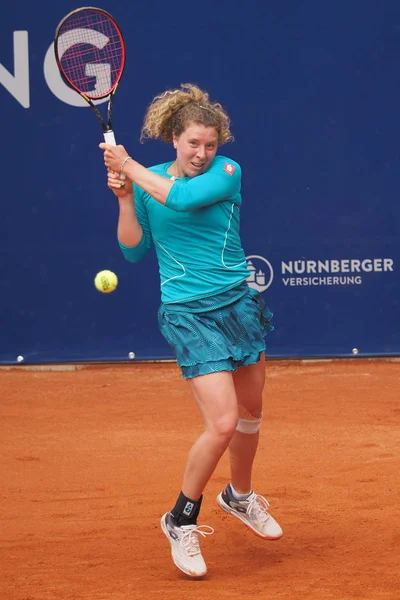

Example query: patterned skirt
[158,282,274,379]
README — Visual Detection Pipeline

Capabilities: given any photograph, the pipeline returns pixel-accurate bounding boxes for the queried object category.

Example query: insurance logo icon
[246,255,274,292]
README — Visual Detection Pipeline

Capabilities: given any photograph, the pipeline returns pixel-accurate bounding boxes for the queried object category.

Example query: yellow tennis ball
[94,270,118,293]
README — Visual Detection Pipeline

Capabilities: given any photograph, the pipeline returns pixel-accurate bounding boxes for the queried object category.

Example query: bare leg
[181,370,238,500]
[229,353,266,494]
[162,372,238,578]
[216,354,283,541]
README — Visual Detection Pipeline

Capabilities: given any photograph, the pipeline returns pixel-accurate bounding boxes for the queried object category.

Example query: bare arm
[100,143,174,204]
[100,144,241,212]
[107,170,143,246]
[117,195,143,246]
[123,159,173,204]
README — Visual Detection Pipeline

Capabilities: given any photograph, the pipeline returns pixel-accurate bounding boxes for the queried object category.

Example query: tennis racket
[54,6,125,147]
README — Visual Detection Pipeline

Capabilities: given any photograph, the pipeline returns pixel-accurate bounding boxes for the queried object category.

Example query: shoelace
[247,493,271,524]
[180,525,214,556]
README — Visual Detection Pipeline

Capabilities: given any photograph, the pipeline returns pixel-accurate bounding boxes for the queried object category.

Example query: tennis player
[99,83,282,578]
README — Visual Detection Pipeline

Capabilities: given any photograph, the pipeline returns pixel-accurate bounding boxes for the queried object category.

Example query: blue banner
[1,0,399,364]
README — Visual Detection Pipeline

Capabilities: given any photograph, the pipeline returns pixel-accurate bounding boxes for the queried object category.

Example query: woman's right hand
[107,169,133,199]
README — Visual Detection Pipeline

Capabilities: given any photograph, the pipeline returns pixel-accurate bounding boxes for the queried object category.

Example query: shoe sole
[216,493,283,540]
[160,514,207,578]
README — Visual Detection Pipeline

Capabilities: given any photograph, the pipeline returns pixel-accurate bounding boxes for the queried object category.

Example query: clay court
[1,358,399,600]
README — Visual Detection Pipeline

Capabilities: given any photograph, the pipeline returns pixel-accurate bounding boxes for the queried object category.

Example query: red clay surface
[1,359,399,600]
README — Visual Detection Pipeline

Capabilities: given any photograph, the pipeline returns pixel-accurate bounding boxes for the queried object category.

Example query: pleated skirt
[158,282,274,379]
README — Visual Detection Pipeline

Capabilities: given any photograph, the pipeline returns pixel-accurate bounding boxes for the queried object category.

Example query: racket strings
[56,10,124,98]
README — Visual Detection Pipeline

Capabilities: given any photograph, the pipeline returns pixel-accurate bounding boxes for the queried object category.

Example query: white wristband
[120,156,132,176]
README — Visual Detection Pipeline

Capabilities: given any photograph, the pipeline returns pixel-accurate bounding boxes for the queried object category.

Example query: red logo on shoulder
[223,162,235,176]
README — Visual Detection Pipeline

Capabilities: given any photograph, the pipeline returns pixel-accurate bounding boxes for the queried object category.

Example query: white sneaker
[216,484,283,540]
[161,512,214,577]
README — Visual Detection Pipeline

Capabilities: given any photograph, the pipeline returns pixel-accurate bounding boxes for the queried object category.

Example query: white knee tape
[236,407,263,434]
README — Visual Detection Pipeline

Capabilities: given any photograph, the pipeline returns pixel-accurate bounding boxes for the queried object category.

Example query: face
[173,123,218,178]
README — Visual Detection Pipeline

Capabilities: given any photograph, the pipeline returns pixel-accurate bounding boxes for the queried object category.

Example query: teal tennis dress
[119,155,274,378]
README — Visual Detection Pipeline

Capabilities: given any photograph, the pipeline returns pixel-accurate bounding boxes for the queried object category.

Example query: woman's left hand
[99,142,130,173]
[107,169,133,198]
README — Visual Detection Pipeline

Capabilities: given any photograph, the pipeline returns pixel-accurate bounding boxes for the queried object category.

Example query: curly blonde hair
[140,83,233,145]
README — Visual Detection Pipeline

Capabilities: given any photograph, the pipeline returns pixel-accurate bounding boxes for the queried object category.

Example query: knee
[236,404,263,434]
[209,413,238,450]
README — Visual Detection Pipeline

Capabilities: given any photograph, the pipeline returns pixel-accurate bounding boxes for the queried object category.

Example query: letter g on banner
[246,255,274,292]
[43,28,111,107]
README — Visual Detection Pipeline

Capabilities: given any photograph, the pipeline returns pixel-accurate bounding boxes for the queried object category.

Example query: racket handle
[103,130,126,180]
[104,130,116,145]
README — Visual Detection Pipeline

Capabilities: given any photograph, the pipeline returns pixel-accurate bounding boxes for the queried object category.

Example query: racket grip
[103,130,116,145]
[103,130,126,180]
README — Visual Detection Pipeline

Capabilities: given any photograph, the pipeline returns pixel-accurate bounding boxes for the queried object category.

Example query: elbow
[165,198,197,212]
[120,248,147,263]
[167,205,191,213]
[165,188,195,212]
[124,254,141,263]
[119,240,150,263]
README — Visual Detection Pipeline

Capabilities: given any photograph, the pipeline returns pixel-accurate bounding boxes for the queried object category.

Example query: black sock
[170,491,203,526]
